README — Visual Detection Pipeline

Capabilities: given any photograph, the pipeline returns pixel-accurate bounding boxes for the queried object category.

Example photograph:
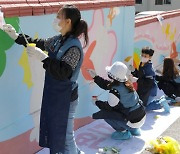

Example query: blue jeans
[57,99,81,154]
[145,96,162,111]
[104,119,137,132]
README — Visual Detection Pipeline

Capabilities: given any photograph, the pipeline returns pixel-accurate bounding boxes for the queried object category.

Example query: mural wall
[0,6,135,154]
[134,16,180,72]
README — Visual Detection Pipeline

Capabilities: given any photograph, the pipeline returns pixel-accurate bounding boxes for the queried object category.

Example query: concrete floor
[141,117,180,154]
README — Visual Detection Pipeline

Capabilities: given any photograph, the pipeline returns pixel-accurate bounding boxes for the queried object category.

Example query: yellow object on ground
[146,136,180,154]
[154,115,161,119]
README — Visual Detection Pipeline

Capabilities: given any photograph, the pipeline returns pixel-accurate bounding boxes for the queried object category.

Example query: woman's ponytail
[72,19,89,48]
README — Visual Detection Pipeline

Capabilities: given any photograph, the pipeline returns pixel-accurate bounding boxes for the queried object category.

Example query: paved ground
[141,117,180,154]
[37,108,180,154]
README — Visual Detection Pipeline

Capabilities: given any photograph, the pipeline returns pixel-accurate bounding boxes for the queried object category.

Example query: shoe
[130,128,141,136]
[111,130,132,140]
[161,99,170,113]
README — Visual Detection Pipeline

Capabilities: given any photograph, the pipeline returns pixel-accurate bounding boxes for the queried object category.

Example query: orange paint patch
[0,129,41,154]
[74,116,94,131]
[81,41,96,80]
[170,42,178,58]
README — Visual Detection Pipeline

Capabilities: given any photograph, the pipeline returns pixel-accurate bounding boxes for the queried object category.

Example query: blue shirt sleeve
[143,63,156,78]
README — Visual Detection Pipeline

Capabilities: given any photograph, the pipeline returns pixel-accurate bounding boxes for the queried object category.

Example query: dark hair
[162,57,179,80]
[61,5,89,48]
[142,47,154,56]
[108,75,135,92]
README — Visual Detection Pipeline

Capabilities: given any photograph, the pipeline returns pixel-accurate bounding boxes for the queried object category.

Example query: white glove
[173,58,180,64]
[155,69,162,75]
[87,69,97,78]
[27,45,48,61]
[129,74,138,82]
[128,64,135,72]
[3,24,19,40]
[92,96,98,105]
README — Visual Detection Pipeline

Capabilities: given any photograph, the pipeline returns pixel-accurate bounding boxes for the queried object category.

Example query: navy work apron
[39,35,83,154]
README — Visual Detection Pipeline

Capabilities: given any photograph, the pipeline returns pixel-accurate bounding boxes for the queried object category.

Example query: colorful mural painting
[0,6,135,153]
[134,16,180,72]
[1,0,180,152]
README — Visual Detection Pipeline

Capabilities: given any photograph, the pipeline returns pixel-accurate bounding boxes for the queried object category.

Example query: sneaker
[111,130,132,140]
[130,128,141,136]
[161,99,170,113]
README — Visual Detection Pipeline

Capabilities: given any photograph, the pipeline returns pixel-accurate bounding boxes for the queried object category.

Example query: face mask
[141,57,149,63]
[53,18,62,32]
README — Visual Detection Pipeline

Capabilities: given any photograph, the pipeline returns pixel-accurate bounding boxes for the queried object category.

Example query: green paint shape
[0,17,19,50]
[134,48,141,55]
[0,17,19,77]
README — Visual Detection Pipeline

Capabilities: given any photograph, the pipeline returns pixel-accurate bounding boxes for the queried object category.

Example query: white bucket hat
[105,61,128,82]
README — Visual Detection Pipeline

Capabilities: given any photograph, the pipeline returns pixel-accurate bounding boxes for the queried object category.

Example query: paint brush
[16,20,29,45]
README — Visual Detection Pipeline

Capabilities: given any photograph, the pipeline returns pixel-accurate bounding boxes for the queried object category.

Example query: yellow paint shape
[18,33,39,89]
[18,48,33,89]
[162,23,176,41]
[133,52,140,69]
[18,33,47,88]
[124,56,132,62]
[165,23,170,38]
[107,8,116,26]
[169,27,176,41]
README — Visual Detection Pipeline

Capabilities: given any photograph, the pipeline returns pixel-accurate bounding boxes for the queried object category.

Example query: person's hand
[155,69,162,75]
[27,45,48,61]
[92,96,98,105]
[173,58,180,64]
[128,64,135,72]
[3,24,19,40]
[87,69,97,78]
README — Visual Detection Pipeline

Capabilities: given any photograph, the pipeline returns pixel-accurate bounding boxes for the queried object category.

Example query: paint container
[92,96,98,100]
[28,43,36,47]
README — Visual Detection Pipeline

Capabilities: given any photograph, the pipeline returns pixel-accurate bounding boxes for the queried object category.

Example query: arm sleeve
[144,64,156,78]
[15,34,46,50]
[155,75,163,81]
[95,101,113,111]
[42,47,80,80]
[131,69,139,78]
[94,76,112,90]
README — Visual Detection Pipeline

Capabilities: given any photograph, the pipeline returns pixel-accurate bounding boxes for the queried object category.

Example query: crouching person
[88,62,146,140]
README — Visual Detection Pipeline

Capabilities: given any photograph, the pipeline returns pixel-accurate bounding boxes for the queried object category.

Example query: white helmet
[105,61,128,82]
